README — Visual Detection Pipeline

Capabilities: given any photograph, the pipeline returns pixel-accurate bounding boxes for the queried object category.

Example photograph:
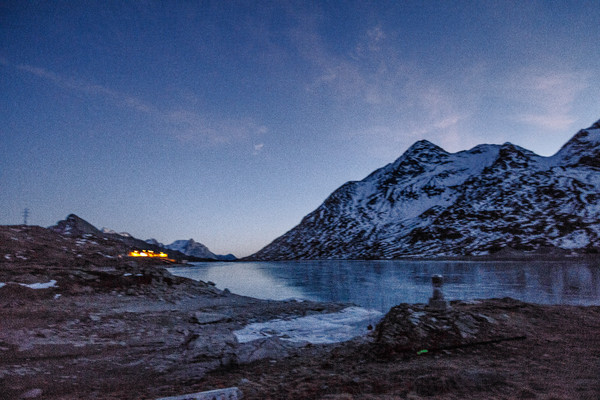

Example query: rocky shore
[1,225,599,399]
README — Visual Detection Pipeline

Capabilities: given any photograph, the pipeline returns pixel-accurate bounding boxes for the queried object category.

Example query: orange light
[129,250,170,258]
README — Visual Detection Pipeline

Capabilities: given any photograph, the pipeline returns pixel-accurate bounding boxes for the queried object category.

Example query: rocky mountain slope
[0,223,341,400]
[248,119,600,260]
[51,214,236,261]
[49,214,209,262]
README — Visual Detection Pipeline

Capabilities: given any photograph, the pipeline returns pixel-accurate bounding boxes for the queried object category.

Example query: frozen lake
[169,260,600,313]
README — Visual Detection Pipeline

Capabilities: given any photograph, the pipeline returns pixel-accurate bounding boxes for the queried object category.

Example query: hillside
[248,119,600,260]
[49,214,218,262]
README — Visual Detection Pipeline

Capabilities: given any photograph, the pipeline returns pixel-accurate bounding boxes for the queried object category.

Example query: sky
[1,1,599,257]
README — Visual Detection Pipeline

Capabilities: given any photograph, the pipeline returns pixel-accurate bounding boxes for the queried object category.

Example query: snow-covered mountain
[248,119,600,260]
[165,239,215,259]
[162,239,237,261]
[145,238,163,247]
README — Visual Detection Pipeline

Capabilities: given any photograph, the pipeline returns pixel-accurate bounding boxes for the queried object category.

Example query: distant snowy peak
[164,239,237,261]
[166,239,214,259]
[248,119,600,260]
[145,238,164,247]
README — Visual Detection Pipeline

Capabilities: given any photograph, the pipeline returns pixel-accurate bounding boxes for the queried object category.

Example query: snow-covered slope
[248,119,600,260]
[165,239,216,259]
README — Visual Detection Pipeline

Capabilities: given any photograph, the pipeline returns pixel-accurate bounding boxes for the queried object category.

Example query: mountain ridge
[49,214,235,261]
[247,119,600,260]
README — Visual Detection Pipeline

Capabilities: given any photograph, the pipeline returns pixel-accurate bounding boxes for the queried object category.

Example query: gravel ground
[1,225,599,399]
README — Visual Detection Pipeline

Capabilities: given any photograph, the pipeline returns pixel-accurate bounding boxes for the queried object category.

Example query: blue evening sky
[1,1,599,257]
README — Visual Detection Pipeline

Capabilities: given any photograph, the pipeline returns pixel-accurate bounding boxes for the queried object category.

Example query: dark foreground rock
[0,272,342,400]
[373,299,525,355]
[203,298,600,400]
[0,225,344,399]
[1,224,600,399]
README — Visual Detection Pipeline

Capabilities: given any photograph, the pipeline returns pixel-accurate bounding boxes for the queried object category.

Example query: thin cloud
[290,14,374,103]
[288,17,474,156]
[4,59,267,148]
[253,143,265,155]
[287,5,594,158]
[355,25,387,55]
[508,69,589,130]
[168,110,267,147]
[12,62,161,115]
[518,114,577,131]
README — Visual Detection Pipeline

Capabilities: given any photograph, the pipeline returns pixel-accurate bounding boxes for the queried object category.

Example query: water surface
[169,260,600,313]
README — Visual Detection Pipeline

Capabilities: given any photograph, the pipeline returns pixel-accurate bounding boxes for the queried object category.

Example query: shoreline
[2,260,599,399]
[1,225,599,399]
[238,252,600,263]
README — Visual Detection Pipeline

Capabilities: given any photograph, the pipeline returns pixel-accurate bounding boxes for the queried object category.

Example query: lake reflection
[169,260,600,312]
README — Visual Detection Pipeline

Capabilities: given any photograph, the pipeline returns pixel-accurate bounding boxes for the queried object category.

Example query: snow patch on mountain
[101,228,132,237]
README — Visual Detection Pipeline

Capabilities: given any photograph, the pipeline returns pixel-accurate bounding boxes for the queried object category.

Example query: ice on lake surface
[234,306,382,344]
[169,260,600,312]
[170,260,600,344]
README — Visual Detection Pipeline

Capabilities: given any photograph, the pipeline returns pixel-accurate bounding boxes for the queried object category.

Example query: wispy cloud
[291,16,385,104]
[253,143,265,155]
[286,6,594,157]
[289,17,468,151]
[355,25,387,56]
[3,59,267,149]
[509,70,589,130]
[168,109,267,147]
[11,62,161,115]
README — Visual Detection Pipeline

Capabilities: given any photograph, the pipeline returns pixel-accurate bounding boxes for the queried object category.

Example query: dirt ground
[1,225,599,399]
[201,299,600,400]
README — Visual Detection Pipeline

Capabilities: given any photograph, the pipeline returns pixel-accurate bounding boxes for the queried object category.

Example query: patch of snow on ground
[20,280,58,289]
[234,306,382,344]
[0,283,5,288]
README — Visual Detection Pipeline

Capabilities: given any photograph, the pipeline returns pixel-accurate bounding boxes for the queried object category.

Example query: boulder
[191,312,231,324]
[374,303,499,354]
[236,337,290,364]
